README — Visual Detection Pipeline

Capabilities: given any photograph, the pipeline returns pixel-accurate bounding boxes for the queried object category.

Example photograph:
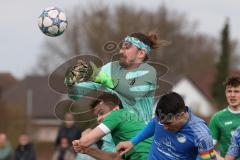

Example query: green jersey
[98,109,152,160]
[209,107,240,158]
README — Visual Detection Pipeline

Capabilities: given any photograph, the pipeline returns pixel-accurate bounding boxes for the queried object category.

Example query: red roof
[2,75,62,119]
[0,73,18,91]
[190,69,240,101]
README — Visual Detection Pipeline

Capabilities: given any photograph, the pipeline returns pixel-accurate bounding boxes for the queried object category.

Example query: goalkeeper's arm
[64,60,117,89]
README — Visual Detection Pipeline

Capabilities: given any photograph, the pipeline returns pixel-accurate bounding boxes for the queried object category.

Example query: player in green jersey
[209,76,240,159]
[72,93,151,160]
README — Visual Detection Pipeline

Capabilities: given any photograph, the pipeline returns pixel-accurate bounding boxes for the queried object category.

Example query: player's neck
[125,63,142,70]
[228,105,240,112]
[178,113,189,130]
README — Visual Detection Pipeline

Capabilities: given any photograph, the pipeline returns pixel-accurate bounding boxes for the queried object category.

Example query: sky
[0,0,239,79]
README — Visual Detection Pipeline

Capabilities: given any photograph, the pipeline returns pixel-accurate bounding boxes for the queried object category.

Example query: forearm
[67,82,103,100]
[85,147,120,160]
[130,118,155,145]
[224,155,236,160]
[80,137,98,147]
[79,127,106,147]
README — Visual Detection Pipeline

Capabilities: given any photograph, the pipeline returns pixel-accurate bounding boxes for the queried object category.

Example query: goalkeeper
[65,32,162,153]
[65,32,164,122]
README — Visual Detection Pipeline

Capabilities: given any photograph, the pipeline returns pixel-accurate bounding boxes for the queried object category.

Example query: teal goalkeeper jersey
[209,107,240,159]
[68,61,157,122]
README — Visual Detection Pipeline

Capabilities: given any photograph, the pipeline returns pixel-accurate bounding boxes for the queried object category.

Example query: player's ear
[138,49,147,60]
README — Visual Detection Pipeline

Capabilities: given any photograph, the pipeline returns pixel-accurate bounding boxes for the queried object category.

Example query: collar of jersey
[228,106,240,114]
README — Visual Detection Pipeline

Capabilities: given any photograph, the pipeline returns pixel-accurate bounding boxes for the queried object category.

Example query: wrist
[94,72,117,89]
[84,147,97,155]
[83,147,91,154]
[130,138,137,146]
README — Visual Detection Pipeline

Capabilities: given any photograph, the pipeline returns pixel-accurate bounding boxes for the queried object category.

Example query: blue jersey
[131,107,216,160]
[227,127,240,158]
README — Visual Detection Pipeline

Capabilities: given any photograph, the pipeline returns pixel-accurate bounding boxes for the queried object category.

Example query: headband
[124,36,151,56]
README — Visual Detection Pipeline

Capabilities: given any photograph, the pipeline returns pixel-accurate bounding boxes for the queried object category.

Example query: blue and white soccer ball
[38,7,68,37]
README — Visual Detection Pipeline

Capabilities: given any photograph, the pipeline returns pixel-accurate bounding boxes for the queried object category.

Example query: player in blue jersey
[116,92,217,160]
[216,127,240,160]
[226,127,240,160]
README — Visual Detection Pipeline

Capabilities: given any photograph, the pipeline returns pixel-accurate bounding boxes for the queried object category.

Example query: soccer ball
[38,7,68,37]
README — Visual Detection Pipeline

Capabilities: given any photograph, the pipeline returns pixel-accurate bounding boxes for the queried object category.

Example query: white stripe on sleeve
[97,123,111,134]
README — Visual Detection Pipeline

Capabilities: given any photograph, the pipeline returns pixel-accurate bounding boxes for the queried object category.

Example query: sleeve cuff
[97,123,111,134]
[213,139,217,146]
[130,136,139,145]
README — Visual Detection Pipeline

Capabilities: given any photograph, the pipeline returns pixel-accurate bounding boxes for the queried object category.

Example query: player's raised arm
[116,118,155,156]
[72,128,120,160]
[65,60,119,100]
[78,127,106,147]
[64,59,117,89]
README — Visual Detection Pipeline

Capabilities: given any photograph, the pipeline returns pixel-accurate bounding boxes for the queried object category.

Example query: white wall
[172,78,214,117]
[34,126,58,142]
[32,119,60,142]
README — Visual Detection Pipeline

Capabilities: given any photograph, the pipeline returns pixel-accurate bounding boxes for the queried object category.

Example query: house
[190,69,240,104]
[162,69,240,120]
[2,75,62,142]
[0,73,18,94]
[171,77,215,118]
[162,70,215,119]
[2,74,96,142]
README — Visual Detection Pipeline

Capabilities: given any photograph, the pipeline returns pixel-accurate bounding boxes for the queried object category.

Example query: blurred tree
[34,3,218,78]
[211,20,231,109]
[229,40,239,69]
[0,87,5,131]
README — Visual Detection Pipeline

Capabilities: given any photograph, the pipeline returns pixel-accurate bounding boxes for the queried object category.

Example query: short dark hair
[155,92,186,117]
[90,93,123,110]
[224,76,240,88]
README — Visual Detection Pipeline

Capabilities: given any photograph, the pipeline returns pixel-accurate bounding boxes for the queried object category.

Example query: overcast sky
[0,0,239,79]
